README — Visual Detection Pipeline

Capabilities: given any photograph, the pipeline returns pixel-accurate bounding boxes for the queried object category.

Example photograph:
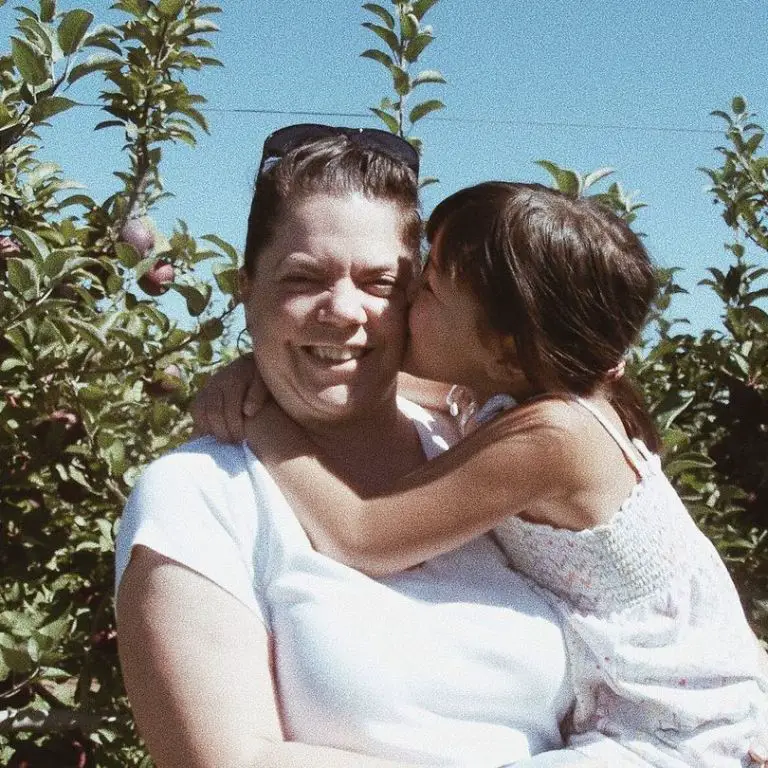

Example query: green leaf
[200,317,223,341]
[411,69,446,87]
[535,160,581,196]
[57,9,94,55]
[115,242,141,268]
[408,98,444,124]
[0,642,33,674]
[362,3,395,29]
[6,258,40,299]
[172,283,212,316]
[743,288,768,303]
[665,452,715,477]
[731,95,746,115]
[391,64,410,96]
[28,96,76,123]
[369,107,399,134]
[362,22,399,53]
[11,36,49,86]
[158,0,185,18]
[68,54,121,85]
[412,0,439,20]
[583,167,614,190]
[401,12,419,39]
[360,48,393,68]
[201,234,239,263]
[404,31,433,62]
[11,227,50,260]
[68,316,107,347]
[40,0,56,22]
[213,264,238,295]
[744,131,764,155]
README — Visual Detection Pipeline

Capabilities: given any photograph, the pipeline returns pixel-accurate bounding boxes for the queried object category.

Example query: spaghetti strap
[570,396,650,478]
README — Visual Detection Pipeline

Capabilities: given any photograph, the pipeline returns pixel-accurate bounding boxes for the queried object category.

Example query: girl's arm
[189,358,456,442]
[118,547,420,768]
[247,399,586,577]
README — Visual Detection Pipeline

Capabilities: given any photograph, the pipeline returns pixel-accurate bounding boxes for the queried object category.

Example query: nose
[318,279,367,326]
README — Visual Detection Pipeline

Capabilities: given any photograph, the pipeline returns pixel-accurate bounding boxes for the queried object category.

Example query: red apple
[138,260,174,296]
[119,218,155,256]
[0,235,20,256]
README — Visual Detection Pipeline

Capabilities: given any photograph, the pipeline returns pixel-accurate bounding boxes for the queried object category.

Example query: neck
[301,395,424,494]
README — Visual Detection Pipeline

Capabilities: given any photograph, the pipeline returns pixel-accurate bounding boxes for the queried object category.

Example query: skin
[243,226,641,576]
[117,193,429,768]
[403,228,531,404]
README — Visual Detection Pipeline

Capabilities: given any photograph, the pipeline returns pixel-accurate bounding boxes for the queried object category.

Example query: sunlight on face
[241,193,415,426]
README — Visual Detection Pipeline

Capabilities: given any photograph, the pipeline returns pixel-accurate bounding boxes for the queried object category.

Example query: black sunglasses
[258,123,420,177]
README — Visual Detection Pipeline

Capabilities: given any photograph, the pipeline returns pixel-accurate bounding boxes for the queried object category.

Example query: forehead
[260,193,411,273]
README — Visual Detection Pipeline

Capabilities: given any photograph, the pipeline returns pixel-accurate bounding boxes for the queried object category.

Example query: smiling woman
[115,127,590,768]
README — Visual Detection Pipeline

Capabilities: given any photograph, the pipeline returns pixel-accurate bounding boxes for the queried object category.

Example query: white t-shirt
[115,399,572,767]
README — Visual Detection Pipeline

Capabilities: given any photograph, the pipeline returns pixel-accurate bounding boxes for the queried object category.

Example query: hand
[396,372,454,413]
[190,355,268,443]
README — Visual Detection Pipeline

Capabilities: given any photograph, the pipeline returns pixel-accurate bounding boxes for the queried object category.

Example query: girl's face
[403,227,522,402]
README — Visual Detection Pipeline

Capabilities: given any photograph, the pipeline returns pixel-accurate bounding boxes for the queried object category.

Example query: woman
[116,126,591,768]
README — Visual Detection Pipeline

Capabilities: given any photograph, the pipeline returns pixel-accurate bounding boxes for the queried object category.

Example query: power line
[74,102,723,136]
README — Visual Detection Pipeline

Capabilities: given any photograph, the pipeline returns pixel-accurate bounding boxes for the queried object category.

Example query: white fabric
[493,396,768,767]
[116,398,573,767]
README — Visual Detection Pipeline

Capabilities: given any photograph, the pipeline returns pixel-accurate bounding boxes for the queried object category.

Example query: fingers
[194,384,234,443]
[189,355,262,444]
[208,386,236,443]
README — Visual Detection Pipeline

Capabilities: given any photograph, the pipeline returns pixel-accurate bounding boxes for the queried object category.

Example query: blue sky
[3,0,767,332]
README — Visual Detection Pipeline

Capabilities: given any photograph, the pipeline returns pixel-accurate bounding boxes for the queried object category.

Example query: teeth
[307,346,366,362]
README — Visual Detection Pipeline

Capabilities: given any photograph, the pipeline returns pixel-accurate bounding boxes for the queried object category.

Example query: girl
[228,181,768,767]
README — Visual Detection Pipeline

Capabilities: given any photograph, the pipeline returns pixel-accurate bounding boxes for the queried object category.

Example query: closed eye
[280,273,323,288]
[365,278,398,298]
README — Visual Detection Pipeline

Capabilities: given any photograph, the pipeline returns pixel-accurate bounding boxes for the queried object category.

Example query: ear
[487,335,527,391]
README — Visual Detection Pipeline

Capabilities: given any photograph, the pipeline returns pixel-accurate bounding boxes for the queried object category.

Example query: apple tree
[0,1,239,765]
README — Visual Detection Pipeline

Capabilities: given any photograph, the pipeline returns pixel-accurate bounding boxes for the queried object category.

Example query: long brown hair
[427,181,660,451]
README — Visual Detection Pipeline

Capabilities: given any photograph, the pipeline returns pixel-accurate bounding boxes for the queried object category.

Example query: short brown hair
[243,136,421,276]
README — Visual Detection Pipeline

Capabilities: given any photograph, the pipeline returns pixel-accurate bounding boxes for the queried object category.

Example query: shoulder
[133,435,249,488]
[483,395,587,458]
[116,436,269,618]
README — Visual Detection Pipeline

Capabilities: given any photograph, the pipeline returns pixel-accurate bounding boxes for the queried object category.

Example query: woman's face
[404,226,511,402]
[242,193,415,425]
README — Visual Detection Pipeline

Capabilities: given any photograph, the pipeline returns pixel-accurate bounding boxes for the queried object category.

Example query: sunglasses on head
[258,123,420,177]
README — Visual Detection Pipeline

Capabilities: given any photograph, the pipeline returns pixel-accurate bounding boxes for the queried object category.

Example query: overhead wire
[73,102,723,136]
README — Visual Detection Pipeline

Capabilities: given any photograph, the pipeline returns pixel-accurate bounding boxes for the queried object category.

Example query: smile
[303,345,370,363]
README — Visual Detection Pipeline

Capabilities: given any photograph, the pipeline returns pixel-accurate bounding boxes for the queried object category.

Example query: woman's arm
[247,399,586,577]
[117,547,419,768]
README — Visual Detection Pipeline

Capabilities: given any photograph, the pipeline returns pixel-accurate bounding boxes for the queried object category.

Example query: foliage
[538,107,768,643]
[361,0,445,185]
[0,1,239,765]
[640,98,768,640]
